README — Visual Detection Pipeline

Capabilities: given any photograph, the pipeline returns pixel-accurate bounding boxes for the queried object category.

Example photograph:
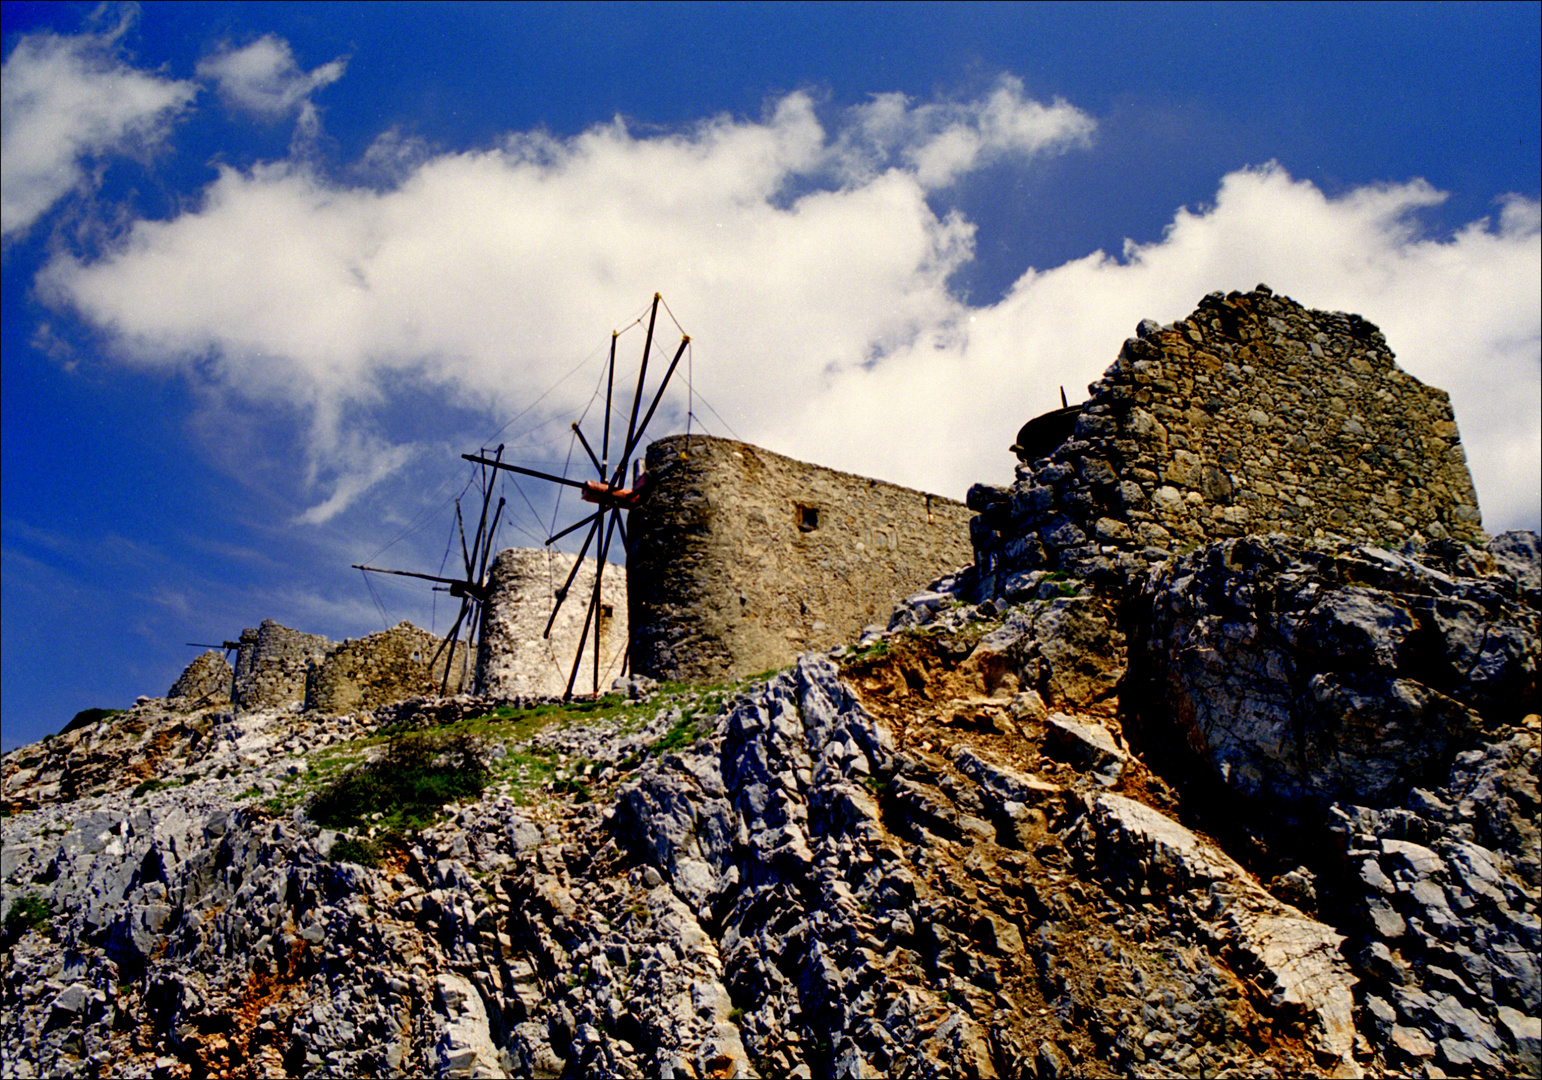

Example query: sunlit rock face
[1127,531,1538,811]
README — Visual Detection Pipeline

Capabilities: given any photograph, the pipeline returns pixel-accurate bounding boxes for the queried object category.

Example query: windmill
[465,293,690,699]
[352,449,507,695]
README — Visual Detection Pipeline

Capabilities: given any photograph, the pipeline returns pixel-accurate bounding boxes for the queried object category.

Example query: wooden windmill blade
[351,446,505,697]
[466,292,689,698]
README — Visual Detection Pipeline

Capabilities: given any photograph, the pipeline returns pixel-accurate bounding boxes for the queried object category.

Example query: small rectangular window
[797,504,819,532]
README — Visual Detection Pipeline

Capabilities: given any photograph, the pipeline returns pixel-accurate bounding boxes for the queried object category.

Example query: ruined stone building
[230,620,332,712]
[304,622,469,714]
[969,286,1486,593]
[628,434,975,682]
[177,287,1485,705]
[200,619,467,715]
[175,554,622,712]
[474,548,628,699]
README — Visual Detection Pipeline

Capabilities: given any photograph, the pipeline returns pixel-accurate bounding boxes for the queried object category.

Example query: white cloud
[296,434,417,525]
[837,77,1095,188]
[1,22,196,237]
[196,35,345,118]
[36,82,1539,533]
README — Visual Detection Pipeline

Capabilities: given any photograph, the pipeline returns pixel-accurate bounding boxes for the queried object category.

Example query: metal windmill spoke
[571,422,603,477]
[616,335,690,481]
[616,295,661,487]
[591,508,620,696]
[544,514,602,638]
[462,456,596,493]
[547,507,603,547]
[601,330,618,477]
[477,497,505,586]
[467,449,501,579]
[431,599,472,694]
[563,563,602,699]
[456,500,472,580]
[349,565,485,592]
[565,507,620,699]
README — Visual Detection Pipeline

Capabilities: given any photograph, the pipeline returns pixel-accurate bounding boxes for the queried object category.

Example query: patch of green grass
[844,640,890,664]
[308,730,488,835]
[130,778,179,798]
[650,710,707,756]
[327,836,383,868]
[2,894,51,944]
[235,786,264,800]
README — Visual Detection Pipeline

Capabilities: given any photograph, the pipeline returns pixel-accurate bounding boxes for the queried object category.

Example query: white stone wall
[475,548,629,698]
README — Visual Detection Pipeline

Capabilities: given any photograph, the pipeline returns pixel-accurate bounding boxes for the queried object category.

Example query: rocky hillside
[2,532,1537,1079]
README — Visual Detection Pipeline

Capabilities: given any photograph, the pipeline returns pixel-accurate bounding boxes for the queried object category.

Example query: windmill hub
[580,475,648,509]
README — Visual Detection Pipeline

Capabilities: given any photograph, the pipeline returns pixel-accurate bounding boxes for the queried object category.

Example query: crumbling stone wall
[232,620,330,713]
[629,435,974,683]
[166,650,232,707]
[304,622,467,714]
[475,549,628,698]
[970,287,1486,592]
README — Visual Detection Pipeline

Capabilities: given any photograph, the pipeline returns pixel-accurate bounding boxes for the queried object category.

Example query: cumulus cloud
[196,35,345,118]
[836,77,1096,188]
[1,19,196,237]
[36,83,1539,532]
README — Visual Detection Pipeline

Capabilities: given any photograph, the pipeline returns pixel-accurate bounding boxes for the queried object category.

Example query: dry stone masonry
[304,621,467,714]
[165,650,232,708]
[223,619,467,714]
[629,434,974,683]
[474,548,628,699]
[231,620,331,712]
[970,287,1487,592]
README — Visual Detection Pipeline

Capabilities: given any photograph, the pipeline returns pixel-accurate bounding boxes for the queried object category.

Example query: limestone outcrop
[1126,531,1538,811]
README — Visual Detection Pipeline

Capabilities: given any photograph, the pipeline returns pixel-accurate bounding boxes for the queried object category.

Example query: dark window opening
[797,504,819,532]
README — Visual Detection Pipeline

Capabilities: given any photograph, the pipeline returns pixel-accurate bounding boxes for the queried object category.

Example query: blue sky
[3,1,1538,749]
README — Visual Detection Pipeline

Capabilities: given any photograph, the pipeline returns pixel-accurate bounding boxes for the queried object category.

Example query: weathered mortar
[304,622,467,714]
[629,434,974,682]
[970,286,1486,592]
[476,548,628,698]
[231,620,330,713]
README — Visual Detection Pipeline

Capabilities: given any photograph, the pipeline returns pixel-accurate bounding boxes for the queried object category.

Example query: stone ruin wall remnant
[629,434,975,683]
[475,548,628,699]
[223,618,466,714]
[231,620,331,712]
[969,286,1487,593]
[166,650,233,707]
[304,621,468,714]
